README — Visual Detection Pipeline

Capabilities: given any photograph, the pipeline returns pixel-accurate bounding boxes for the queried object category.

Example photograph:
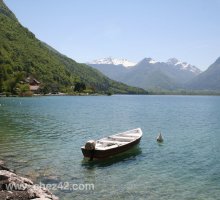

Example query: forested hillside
[0,0,147,95]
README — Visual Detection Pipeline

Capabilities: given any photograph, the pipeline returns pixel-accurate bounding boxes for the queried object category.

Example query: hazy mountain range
[87,57,202,90]
[186,57,220,91]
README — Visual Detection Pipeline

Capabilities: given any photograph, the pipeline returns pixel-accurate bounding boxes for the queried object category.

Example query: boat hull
[81,137,141,159]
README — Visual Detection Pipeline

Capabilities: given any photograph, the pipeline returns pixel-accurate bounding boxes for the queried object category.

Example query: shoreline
[1,92,220,97]
[0,93,107,97]
[0,160,59,200]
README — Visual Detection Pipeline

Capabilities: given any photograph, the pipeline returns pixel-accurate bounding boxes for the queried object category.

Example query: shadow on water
[157,141,164,147]
[81,145,142,169]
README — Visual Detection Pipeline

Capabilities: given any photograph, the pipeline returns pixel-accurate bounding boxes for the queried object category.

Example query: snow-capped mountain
[88,57,136,67]
[167,58,201,74]
[137,57,158,65]
[87,57,202,90]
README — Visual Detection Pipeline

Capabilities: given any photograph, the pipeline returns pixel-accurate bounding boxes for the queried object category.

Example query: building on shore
[25,77,40,93]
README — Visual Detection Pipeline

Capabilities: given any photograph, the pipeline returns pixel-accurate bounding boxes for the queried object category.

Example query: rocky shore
[0,160,59,200]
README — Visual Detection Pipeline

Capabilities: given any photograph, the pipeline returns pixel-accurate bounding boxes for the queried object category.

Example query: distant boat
[81,128,143,160]
[157,133,163,142]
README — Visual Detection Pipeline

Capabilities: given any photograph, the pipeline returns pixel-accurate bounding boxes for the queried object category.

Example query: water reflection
[81,145,142,169]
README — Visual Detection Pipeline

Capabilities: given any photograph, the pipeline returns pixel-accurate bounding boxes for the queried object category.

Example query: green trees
[16,83,31,96]
[74,82,86,93]
[0,66,3,93]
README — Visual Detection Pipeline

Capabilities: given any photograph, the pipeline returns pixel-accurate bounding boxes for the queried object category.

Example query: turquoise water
[0,95,220,200]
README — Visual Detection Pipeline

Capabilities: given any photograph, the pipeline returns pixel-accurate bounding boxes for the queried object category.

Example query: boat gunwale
[81,136,142,159]
[81,128,142,151]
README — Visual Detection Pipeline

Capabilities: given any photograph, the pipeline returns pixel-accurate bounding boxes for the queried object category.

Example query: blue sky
[4,0,220,70]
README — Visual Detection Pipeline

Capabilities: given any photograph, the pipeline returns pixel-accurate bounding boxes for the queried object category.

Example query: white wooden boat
[81,128,143,160]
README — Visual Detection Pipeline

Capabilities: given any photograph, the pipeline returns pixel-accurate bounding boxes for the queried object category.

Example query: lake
[0,95,220,200]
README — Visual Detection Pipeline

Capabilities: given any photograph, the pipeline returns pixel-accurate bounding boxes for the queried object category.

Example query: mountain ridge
[88,57,136,67]
[88,57,201,90]
[0,0,17,21]
[89,57,201,73]
[186,57,220,91]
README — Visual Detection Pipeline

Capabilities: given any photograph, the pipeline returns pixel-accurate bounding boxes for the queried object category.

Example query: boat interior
[95,129,141,150]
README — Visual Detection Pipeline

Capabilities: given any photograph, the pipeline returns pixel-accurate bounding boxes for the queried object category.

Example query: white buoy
[157,133,163,142]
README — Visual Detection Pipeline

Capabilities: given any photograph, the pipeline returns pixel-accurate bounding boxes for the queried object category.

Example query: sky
[4,0,220,71]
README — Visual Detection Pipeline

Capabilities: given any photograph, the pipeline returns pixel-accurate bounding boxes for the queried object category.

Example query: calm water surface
[0,95,220,200]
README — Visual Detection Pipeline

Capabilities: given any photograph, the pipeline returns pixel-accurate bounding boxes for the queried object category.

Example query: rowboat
[81,128,142,160]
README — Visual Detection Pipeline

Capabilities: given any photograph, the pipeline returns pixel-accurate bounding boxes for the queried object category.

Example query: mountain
[0,0,16,21]
[88,57,136,67]
[186,57,220,91]
[87,57,135,82]
[167,58,201,74]
[0,0,147,95]
[87,57,201,90]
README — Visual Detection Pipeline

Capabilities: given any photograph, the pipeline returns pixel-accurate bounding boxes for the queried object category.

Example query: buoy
[157,133,163,142]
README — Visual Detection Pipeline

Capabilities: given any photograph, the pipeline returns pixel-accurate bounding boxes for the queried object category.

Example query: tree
[16,83,30,96]
[74,82,86,92]
[0,66,3,93]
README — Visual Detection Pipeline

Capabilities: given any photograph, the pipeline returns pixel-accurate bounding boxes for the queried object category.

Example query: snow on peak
[167,58,179,65]
[88,57,136,67]
[148,58,157,64]
[138,57,158,65]
[167,58,201,74]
